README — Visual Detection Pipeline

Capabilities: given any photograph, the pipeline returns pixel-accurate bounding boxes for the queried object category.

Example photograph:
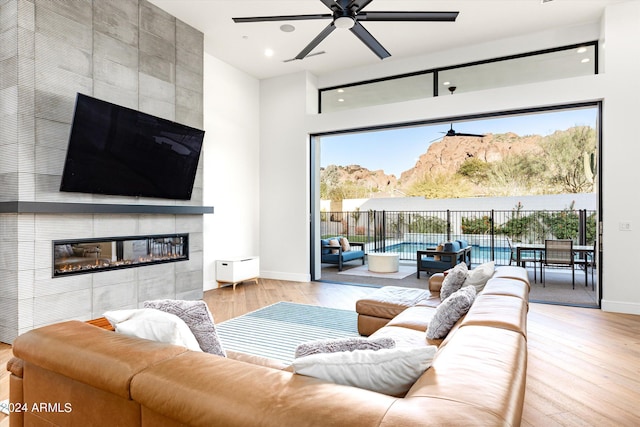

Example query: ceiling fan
[441,86,485,138]
[232,0,459,60]
[442,123,486,138]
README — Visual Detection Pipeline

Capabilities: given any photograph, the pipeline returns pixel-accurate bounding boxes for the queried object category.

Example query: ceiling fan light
[334,16,355,29]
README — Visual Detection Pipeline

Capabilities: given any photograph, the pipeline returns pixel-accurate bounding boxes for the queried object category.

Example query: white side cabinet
[216,256,259,290]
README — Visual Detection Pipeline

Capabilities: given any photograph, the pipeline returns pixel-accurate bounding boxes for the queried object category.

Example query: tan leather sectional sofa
[7,266,529,427]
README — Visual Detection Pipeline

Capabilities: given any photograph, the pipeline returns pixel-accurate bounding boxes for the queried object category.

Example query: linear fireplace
[53,234,189,277]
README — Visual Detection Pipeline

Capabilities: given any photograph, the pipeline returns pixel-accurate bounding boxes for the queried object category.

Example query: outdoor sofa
[7,265,530,427]
[320,236,365,271]
[417,239,472,277]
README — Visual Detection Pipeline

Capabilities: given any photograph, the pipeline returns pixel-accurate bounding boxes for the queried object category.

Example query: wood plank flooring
[2,279,639,426]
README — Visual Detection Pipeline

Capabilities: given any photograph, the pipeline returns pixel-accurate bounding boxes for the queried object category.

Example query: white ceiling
[148,0,623,80]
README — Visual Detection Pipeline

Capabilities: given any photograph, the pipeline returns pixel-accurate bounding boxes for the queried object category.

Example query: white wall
[202,53,260,291]
[600,1,640,314]
[258,72,317,282]
[256,1,640,315]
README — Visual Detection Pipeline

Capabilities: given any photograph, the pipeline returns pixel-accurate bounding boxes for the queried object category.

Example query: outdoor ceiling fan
[232,0,459,60]
[440,86,486,138]
[442,123,486,138]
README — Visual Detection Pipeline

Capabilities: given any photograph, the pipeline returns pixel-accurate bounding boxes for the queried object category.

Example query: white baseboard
[259,270,311,283]
[601,299,640,315]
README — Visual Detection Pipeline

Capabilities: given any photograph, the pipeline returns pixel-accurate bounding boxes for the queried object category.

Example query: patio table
[515,243,595,288]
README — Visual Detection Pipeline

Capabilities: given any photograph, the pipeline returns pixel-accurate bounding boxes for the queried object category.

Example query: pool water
[383,242,512,265]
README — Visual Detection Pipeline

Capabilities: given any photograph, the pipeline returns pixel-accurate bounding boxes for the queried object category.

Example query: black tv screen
[60,93,205,200]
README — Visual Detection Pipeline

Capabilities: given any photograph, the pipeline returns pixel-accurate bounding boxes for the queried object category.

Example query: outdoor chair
[541,239,575,289]
[320,237,365,271]
[417,239,471,278]
[574,240,596,291]
[506,236,539,282]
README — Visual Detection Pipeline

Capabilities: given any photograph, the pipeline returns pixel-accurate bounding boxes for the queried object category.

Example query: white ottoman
[368,252,400,273]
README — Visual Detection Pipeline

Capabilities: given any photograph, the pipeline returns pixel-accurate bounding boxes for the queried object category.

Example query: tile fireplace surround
[0,203,213,345]
[0,0,207,344]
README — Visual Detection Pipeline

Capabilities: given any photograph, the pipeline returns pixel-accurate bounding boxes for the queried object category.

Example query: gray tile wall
[0,0,205,343]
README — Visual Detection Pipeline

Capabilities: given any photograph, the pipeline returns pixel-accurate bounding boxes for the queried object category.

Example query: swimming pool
[383,242,511,265]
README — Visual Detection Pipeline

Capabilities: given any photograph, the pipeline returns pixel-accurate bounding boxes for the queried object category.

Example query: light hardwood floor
[2,279,639,426]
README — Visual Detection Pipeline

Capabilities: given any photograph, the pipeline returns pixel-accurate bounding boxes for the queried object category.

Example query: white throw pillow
[340,237,351,252]
[466,261,496,292]
[292,346,437,396]
[104,308,202,352]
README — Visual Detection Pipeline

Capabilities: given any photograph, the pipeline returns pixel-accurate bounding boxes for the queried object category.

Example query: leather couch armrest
[12,321,187,399]
[7,356,24,378]
[429,273,445,293]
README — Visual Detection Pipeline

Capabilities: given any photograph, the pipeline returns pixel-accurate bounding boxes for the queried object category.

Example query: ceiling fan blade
[454,132,486,138]
[283,51,326,63]
[348,0,374,13]
[359,11,459,22]
[295,23,336,60]
[233,14,331,23]
[320,0,343,11]
[350,21,390,59]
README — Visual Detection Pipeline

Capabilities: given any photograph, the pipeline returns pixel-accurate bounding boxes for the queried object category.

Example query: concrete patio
[320,261,598,307]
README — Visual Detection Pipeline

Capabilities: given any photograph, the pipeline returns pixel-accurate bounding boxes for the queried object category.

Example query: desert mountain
[399,133,544,188]
[320,164,398,198]
[322,126,596,200]
[322,132,544,198]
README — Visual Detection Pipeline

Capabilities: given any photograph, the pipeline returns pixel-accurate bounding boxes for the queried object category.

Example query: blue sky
[320,107,598,177]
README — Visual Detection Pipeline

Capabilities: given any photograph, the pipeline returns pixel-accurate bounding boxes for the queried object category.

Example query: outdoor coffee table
[367,252,400,273]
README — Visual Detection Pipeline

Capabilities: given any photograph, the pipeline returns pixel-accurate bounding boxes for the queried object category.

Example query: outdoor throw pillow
[294,336,395,359]
[440,262,468,301]
[144,299,226,357]
[328,239,340,254]
[292,346,437,397]
[340,237,351,252]
[466,261,496,293]
[426,285,477,340]
[104,308,202,351]
[433,244,444,261]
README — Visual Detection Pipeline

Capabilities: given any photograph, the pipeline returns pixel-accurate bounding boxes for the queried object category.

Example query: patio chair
[417,239,471,278]
[506,236,539,282]
[541,239,574,289]
[320,237,365,271]
[574,240,596,291]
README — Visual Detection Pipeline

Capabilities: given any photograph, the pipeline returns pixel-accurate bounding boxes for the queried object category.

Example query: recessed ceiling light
[280,24,295,33]
[338,98,345,102]
[443,81,451,86]
[577,47,588,54]
[581,58,590,63]
[265,48,274,57]
[337,89,345,93]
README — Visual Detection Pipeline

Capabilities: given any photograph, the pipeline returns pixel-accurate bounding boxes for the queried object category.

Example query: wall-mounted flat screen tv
[60,93,205,200]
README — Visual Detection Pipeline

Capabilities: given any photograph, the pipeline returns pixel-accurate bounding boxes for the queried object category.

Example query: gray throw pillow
[294,336,396,359]
[440,262,469,301]
[143,299,226,357]
[426,285,477,340]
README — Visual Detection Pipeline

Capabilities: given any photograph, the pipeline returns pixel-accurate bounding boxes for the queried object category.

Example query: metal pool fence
[320,209,596,265]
